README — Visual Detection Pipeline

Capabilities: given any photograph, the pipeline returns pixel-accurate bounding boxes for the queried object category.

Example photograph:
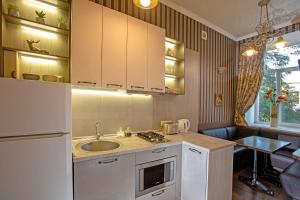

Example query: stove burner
[137,131,168,143]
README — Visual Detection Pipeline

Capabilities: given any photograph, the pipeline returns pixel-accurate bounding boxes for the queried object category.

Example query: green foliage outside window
[259,45,300,124]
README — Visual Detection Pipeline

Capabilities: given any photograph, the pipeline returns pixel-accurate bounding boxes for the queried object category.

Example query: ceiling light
[272,37,288,49]
[133,0,159,9]
[242,48,258,57]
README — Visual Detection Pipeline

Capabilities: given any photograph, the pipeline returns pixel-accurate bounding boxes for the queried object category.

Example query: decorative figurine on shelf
[167,48,175,57]
[26,40,49,54]
[57,16,67,29]
[35,10,46,24]
[8,3,20,17]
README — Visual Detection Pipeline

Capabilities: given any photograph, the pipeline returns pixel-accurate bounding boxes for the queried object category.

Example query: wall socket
[202,30,208,40]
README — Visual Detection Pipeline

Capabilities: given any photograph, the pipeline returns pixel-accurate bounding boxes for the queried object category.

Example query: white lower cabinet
[181,144,208,200]
[137,184,176,200]
[74,153,135,200]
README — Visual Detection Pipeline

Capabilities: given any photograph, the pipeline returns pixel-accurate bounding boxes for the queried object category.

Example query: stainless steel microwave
[135,157,176,197]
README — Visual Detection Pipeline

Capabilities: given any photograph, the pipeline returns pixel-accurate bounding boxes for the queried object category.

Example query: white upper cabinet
[102,7,127,90]
[71,0,102,87]
[147,24,166,93]
[181,144,208,200]
[127,17,148,91]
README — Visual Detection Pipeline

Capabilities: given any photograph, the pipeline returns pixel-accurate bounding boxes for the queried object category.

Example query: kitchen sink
[80,140,120,152]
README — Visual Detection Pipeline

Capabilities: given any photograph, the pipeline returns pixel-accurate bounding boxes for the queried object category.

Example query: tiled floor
[232,171,290,200]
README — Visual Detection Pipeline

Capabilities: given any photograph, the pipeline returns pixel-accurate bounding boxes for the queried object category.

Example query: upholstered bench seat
[281,161,300,200]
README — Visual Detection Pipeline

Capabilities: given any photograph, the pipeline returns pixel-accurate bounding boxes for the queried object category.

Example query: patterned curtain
[234,35,268,126]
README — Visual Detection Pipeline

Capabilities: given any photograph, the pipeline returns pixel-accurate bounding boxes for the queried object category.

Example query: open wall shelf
[3,46,69,61]
[3,14,69,35]
[165,38,185,95]
[1,0,71,83]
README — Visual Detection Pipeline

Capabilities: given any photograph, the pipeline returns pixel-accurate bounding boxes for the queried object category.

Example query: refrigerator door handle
[0,132,68,142]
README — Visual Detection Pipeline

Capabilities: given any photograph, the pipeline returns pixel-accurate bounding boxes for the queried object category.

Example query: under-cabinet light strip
[72,88,152,98]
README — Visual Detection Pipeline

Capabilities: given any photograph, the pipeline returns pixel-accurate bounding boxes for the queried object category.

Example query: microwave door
[143,164,165,190]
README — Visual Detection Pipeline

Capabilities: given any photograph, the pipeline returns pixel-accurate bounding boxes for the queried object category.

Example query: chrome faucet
[95,122,101,140]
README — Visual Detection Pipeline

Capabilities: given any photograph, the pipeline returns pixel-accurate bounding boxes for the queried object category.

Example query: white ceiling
[162,0,300,40]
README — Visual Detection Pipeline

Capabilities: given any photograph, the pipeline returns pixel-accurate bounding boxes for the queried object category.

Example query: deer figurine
[26,40,49,54]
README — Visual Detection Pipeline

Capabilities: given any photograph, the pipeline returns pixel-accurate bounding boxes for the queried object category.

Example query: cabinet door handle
[107,83,122,88]
[152,148,166,154]
[98,158,118,164]
[131,85,145,90]
[151,88,163,91]
[189,148,202,154]
[78,81,96,86]
[152,189,165,197]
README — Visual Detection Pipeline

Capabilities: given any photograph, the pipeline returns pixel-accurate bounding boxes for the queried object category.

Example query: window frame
[253,65,300,128]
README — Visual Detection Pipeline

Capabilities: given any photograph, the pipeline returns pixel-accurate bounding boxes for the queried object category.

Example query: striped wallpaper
[89,0,237,130]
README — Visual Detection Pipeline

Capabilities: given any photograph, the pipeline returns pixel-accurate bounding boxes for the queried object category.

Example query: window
[251,35,300,127]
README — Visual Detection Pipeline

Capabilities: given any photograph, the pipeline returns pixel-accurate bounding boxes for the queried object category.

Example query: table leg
[239,150,275,196]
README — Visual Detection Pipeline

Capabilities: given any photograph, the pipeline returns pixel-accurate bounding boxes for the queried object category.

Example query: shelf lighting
[21,26,57,39]
[165,74,177,78]
[72,88,152,98]
[21,55,57,65]
[165,41,176,49]
[26,0,57,12]
[165,59,176,65]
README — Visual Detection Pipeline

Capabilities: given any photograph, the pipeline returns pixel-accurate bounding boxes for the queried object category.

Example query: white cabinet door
[74,154,135,200]
[182,144,208,200]
[127,17,148,91]
[147,24,166,93]
[102,7,127,90]
[71,0,102,87]
[0,134,72,200]
[136,184,176,200]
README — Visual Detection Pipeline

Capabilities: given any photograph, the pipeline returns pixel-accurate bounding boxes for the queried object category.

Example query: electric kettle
[177,119,191,133]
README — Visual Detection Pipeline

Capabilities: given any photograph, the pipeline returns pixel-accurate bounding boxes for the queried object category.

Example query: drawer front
[136,145,181,165]
[136,184,176,200]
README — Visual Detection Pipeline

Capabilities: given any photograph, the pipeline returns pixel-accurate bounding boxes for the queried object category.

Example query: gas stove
[136,131,168,143]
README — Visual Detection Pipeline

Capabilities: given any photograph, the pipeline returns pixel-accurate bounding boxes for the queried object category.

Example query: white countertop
[72,132,236,163]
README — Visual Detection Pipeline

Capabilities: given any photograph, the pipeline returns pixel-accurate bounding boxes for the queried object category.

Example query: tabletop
[235,136,291,154]
[293,148,300,160]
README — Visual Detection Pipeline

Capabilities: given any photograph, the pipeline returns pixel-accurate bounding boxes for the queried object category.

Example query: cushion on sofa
[226,126,237,141]
[260,128,282,139]
[236,126,260,139]
[279,134,300,151]
[201,128,228,140]
[271,153,295,172]
[280,161,300,200]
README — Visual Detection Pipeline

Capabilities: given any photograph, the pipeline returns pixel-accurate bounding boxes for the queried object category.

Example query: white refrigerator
[0,78,73,200]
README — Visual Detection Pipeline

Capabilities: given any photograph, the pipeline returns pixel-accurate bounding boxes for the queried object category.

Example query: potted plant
[264,87,288,127]
[35,10,46,24]
[8,3,20,17]
[57,16,67,29]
